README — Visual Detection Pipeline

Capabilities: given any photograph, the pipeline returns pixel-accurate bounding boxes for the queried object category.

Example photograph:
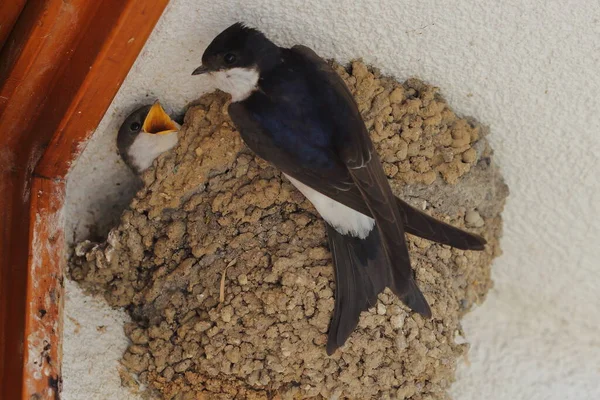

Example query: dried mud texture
[70,61,508,400]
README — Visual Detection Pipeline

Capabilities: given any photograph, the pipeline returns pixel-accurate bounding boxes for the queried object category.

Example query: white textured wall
[66,0,600,399]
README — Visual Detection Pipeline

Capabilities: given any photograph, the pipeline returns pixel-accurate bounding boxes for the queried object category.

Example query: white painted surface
[61,280,142,400]
[64,0,600,399]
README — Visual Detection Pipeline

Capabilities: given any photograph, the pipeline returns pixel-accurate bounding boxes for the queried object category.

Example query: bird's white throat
[210,67,259,102]
[284,174,375,239]
[129,131,178,172]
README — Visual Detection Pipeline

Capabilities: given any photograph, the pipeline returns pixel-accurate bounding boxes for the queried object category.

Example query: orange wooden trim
[0,1,98,396]
[0,0,169,398]
[23,177,65,399]
[0,0,26,51]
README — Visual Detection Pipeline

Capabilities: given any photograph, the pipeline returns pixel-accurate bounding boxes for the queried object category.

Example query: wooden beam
[0,0,26,51]
[23,177,65,399]
[0,1,169,398]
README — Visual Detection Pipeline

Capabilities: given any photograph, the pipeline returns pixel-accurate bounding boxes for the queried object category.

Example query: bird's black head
[193,23,279,76]
[116,102,179,174]
[118,105,151,142]
[117,102,178,161]
[117,102,178,141]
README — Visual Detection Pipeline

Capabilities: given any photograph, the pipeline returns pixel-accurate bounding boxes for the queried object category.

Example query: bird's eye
[224,53,237,64]
[130,122,141,131]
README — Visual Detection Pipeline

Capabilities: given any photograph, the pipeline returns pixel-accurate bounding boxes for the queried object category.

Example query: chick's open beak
[192,65,209,75]
[143,102,178,135]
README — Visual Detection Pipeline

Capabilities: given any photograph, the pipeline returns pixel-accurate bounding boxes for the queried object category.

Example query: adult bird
[117,101,180,175]
[192,23,486,354]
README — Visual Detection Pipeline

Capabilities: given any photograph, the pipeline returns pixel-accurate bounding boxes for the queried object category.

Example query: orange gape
[0,1,168,398]
[143,102,180,135]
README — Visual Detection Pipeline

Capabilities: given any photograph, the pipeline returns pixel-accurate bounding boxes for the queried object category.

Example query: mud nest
[70,61,508,400]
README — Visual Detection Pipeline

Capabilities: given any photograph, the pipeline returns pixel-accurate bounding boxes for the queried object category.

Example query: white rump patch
[210,67,259,102]
[285,174,375,239]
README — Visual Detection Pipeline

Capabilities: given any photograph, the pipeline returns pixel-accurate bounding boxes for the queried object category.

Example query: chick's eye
[224,53,237,64]
[130,122,141,131]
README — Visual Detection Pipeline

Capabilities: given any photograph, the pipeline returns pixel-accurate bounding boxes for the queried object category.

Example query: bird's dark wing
[345,147,431,315]
[290,45,373,167]
[288,44,432,315]
[229,100,355,190]
[289,46,485,250]
[395,198,486,250]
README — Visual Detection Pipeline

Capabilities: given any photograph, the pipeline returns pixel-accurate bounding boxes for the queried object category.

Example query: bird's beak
[142,102,178,135]
[192,65,209,75]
